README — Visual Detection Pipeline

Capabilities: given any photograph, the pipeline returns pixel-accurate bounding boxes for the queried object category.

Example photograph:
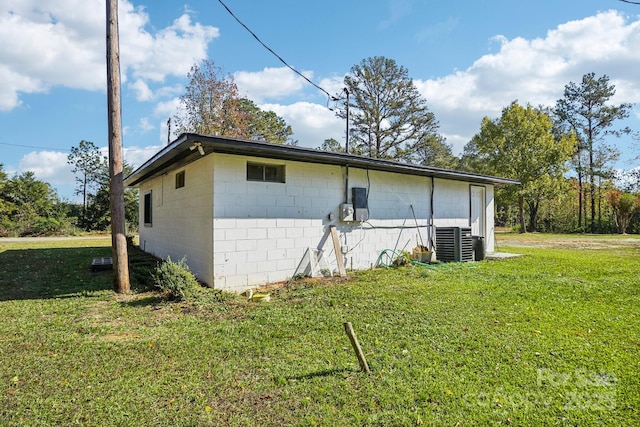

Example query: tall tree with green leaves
[464,101,574,232]
[2,171,63,235]
[607,189,640,234]
[85,161,138,232]
[593,143,620,228]
[414,138,459,169]
[173,60,294,143]
[173,60,248,138]
[343,56,445,163]
[0,164,12,232]
[0,163,7,201]
[68,140,104,227]
[555,73,632,233]
[318,138,346,153]
[239,98,294,144]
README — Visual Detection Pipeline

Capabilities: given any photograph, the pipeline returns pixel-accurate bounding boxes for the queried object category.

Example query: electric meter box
[340,203,354,222]
[352,187,368,222]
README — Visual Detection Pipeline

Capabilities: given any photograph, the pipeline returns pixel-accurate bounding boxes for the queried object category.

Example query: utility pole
[167,118,171,144]
[344,88,349,154]
[106,0,130,293]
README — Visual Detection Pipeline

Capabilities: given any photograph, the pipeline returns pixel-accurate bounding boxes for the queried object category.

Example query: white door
[470,185,485,236]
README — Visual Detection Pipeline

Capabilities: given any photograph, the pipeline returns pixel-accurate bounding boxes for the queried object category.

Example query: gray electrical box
[340,203,354,222]
[352,187,368,222]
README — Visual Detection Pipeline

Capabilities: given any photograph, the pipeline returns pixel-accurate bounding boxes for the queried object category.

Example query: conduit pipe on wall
[344,164,349,204]
[429,176,435,251]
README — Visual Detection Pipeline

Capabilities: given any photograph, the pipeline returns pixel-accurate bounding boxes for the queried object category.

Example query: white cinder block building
[125,133,517,292]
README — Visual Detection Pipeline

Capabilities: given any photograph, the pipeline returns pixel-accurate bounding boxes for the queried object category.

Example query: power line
[0,142,71,152]
[217,0,334,100]
[0,142,158,153]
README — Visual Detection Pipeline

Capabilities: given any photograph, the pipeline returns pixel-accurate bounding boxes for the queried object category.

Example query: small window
[246,162,285,183]
[143,191,152,226]
[175,171,185,189]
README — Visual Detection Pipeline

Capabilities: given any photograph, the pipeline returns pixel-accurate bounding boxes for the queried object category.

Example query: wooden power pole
[106,0,130,293]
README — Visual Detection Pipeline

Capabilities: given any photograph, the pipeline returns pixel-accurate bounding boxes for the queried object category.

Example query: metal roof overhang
[124,133,520,187]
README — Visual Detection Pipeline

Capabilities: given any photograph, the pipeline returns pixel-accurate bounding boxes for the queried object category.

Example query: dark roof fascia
[124,133,520,187]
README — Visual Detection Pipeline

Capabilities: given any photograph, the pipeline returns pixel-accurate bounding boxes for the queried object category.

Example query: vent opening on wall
[435,227,473,262]
[175,171,185,189]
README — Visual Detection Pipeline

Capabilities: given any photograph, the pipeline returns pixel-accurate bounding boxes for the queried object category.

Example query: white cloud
[125,145,162,167]
[154,97,182,119]
[414,10,640,155]
[155,84,184,99]
[0,67,43,111]
[139,117,154,132]
[234,67,311,102]
[416,16,460,42]
[0,1,106,97]
[130,79,153,101]
[319,75,348,99]
[122,13,219,82]
[378,0,414,30]
[0,0,218,111]
[261,102,344,148]
[131,97,183,145]
[152,97,182,142]
[14,144,155,197]
[18,151,73,185]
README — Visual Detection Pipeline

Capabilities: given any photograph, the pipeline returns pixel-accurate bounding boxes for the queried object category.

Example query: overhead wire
[216,0,336,101]
[6,3,344,158]
[0,142,71,152]
[0,142,158,154]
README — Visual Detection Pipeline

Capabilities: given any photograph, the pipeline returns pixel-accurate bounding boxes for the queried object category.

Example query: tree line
[0,166,72,236]
[2,57,639,236]
[0,141,138,237]
[461,73,639,234]
[325,57,640,234]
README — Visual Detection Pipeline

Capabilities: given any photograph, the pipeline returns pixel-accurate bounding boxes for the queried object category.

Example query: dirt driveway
[495,233,640,249]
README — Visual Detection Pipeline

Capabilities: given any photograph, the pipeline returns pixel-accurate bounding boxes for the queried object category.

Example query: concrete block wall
[138,155,214,284]
[211,154,435,292]
[432,178,495,253]
[338,168,431,271]
[136,152,495,292]
[432,178,470,227]
[212,154,341,290]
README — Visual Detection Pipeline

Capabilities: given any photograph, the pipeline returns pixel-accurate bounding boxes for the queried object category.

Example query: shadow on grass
[286,367,356,381]
[0,245,156,301]
[119,294,166,307]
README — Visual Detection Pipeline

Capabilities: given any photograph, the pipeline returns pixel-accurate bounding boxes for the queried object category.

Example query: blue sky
[2,0,640,201]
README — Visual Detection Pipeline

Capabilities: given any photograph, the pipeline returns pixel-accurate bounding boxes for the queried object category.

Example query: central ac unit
[435,227,473,262]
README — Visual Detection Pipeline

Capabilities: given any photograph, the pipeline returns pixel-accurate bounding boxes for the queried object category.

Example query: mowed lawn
[0,235,638,426]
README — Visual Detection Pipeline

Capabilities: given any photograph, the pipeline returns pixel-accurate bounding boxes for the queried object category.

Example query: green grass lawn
[1,237,638,426]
